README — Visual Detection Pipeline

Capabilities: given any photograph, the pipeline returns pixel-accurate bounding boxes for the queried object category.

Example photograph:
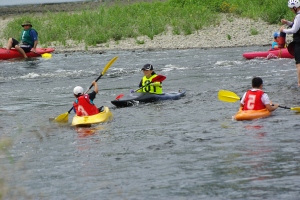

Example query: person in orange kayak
[137,64,163,94]
[240,77,279,112]
[73,81,102,116]
[6,21,38,58]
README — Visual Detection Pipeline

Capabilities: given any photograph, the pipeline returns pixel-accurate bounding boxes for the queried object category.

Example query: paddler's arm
[31,40,38,53]
[136,80,143,93]
[266,103,279,112]
[92,80,98,94]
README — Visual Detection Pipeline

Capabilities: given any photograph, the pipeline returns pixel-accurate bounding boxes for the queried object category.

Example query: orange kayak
[233,108,271,121]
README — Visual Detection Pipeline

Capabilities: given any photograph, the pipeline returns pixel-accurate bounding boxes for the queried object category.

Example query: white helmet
[73,86,84,95]
[288,0,300,8]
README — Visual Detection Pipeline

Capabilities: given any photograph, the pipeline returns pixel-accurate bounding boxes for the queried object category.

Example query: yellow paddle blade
[290,107,300,112]
[41,53,52,59]
[218,90,240,103]
[54,112,69,122]
[102,56,118,75]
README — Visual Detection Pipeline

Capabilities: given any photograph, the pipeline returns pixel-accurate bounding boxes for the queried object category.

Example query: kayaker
[72,81,103,116]
[137,64,163,94]
[240,77,279,112]
[271,32,279,50]
[280,0,300,86]
[6,21,38,59]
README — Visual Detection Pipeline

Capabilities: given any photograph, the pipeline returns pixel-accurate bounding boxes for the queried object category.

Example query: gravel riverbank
[0,2,288,53]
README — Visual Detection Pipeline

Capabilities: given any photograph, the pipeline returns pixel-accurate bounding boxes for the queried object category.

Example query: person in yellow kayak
[73,81,102,116]
[6,21,38,58]
[137,64,163,94]
[240,77,279,112]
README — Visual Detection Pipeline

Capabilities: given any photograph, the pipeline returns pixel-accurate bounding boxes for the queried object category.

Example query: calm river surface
[0,46,300,199]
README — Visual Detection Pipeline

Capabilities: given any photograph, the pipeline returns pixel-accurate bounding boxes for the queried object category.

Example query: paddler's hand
[31,48,37,53]
[272,104,279,109]
[281,19,288,24]
[279,26,285,32]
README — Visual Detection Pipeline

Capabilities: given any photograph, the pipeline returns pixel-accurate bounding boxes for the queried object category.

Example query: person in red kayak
[6,21,38,58]
[280,0,300,86]
[271,32,280,50]
[137,64,163,94]
[240,77,279,112]
[73,81,103,116]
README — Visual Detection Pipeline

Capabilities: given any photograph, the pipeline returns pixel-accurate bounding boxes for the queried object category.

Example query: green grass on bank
[1,0,295,48]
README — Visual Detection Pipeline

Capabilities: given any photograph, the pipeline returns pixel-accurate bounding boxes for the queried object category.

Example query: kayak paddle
[218,89,300,111]
[115,75,166,100]
[135,75,166,92]
[218,90,240,103]
[277,105,300,111]
[52,56,118,123]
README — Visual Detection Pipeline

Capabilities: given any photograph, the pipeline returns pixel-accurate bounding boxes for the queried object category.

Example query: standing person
[73,81,102,116]
[280,0,300,86]
[6,21,38,58]
[240,77,279,112]
[271,32,279,50]
[137,64,163,94]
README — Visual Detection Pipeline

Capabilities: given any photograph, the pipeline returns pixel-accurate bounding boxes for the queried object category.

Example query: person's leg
[297,64,300,86]
[15,45,28,58]
[6,38,19,50]
[6,38,13,50]
[293,42,300,86]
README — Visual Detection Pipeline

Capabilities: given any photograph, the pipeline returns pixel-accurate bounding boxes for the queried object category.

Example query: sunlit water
[0,46,300,199]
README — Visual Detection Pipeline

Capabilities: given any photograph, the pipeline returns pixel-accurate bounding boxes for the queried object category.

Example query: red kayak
[243,48,294,60]
[0,47,55,60]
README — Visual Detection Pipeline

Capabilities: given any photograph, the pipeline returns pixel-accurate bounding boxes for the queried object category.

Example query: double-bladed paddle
[115,75,166,100]
[52,56,118,122]
[218,89,300,111]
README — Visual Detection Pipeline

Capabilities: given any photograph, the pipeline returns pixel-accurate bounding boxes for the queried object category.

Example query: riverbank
[0,1,288,53]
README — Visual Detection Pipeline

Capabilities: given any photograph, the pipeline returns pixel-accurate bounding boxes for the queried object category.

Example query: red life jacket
[243,90,265,110]
[73,94,99,116]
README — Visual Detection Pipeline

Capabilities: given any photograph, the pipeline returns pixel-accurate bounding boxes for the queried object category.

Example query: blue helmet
[273,32,280,38]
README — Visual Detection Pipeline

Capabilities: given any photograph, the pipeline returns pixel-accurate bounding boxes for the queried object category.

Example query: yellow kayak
[72,106,113,126]
[233,108,271,121]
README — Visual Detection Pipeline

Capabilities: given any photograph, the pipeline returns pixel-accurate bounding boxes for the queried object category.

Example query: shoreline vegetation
[0,0,295,53]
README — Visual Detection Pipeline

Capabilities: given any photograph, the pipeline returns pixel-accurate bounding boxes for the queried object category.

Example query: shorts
[11,38,32,53]
[294,41,300,64]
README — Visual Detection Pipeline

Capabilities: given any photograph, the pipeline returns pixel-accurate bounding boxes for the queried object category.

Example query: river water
[0,46,300,199]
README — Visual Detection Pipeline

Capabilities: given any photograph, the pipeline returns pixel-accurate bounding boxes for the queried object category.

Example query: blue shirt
[271,41,278,49]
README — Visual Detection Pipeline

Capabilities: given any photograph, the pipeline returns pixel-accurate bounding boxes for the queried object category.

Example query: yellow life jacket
[139,74,162,94]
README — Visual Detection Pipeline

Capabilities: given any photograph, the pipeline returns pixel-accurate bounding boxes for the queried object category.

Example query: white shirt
[240,89,270,105]
[283,12,300,34]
